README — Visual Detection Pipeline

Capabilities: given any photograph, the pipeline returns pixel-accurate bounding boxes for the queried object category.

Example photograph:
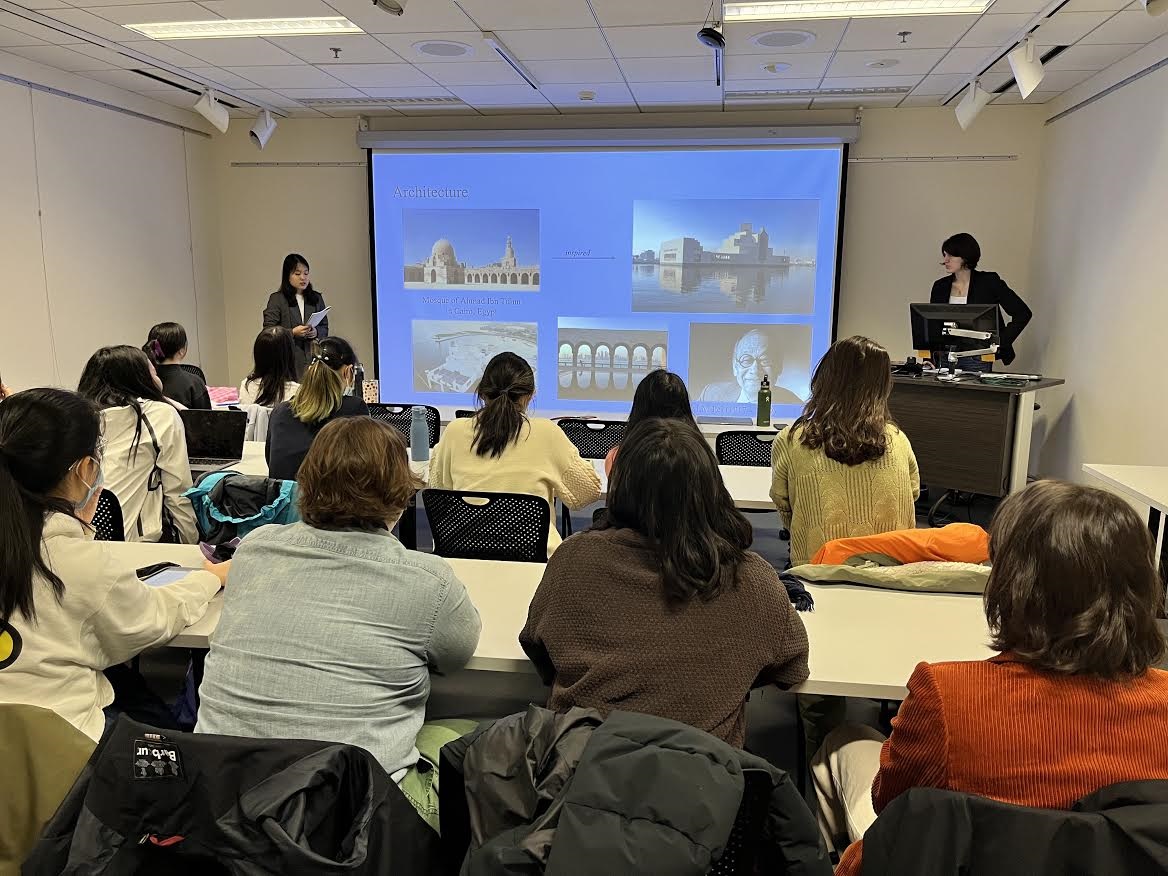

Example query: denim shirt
[195,522,481,776]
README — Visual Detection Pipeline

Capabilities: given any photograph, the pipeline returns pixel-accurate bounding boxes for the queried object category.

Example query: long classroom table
[112,542,992,701]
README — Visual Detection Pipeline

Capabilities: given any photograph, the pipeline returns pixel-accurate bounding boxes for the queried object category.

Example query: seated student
[429,352,601,554]
[771,335,919,568]
[266,336,369,480]
[77,346,199,543]
[817,480,1168,874]
[238,326,300,407]
[197,417,481,830]
[604,368,695,476]
[520,417,809,747]
[0,388,224,742]
[143,322,211,410]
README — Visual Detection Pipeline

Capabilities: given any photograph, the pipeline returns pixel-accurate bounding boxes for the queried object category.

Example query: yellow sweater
[769,424,920,567]
[429,417,602,554]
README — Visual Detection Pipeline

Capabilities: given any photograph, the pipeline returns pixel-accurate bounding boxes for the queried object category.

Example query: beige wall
[208,119,371,383]
[1025,63,1168,481]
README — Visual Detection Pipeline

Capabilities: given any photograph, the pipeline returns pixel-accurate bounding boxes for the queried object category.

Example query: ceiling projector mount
[372,0,407,14]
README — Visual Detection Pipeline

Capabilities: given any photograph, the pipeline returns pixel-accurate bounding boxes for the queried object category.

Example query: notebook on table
[179,409,247,476]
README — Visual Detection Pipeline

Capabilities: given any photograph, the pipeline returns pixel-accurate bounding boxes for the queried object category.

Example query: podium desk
[889,375,1064,497]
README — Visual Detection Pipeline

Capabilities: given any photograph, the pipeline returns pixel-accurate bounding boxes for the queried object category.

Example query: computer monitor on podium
[910,303,1000,371]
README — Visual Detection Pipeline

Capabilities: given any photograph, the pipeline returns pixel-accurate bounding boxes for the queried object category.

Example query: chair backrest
[241,403,271,443]
[179,362,207,384]
[368,403,441,448]
[92,490,124,542]
[422,489,550,563]
[454,409,475,419]
[715,430,778,467]
[707,769,775,875]
[557,419,626,459]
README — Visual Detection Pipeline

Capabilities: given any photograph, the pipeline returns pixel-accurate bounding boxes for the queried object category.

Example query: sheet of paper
[307,306,330,329]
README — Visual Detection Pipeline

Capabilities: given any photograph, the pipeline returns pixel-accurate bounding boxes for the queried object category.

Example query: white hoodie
[0,514,219,741]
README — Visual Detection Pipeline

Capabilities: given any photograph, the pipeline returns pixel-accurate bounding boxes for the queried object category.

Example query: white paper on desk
[307,306,330,328]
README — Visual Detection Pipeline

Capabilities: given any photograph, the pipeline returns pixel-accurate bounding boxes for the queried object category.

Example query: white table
[109,543,991,699]
[1083,463,1168,571]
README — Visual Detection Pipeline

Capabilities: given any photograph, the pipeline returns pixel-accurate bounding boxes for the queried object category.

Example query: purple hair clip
[150,339,164,359]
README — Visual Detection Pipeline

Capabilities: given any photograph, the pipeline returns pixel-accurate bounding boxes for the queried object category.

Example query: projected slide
[372,145,843,418]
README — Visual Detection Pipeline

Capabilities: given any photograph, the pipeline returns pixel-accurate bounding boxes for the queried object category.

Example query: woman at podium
[930,233,1031,366]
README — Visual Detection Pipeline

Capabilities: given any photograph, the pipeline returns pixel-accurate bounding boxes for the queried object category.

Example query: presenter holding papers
[263,253,330,378]
[929,233,1032,367]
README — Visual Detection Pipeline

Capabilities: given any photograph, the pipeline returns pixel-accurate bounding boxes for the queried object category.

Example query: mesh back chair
[368,403,441,448]
[92,490,124,542]
[716,430,778,467]
[455,409,475,419]
[422,489,550,563]
[179,363,207,384]
[556,419,626,538]
[706,770,775,875]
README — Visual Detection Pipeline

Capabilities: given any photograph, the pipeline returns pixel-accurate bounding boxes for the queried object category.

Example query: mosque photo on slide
[403,208,541,292]
[632,199,819,315]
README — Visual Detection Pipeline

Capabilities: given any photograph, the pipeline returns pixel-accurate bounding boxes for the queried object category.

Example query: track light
[1143,0,1167,15]
[194,89,229,133]
[1007,37,1045,99]
[955,79,992,131]
[249,109,277,149]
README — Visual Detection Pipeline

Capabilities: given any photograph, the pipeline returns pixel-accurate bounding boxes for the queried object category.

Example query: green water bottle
[756,374,772,428]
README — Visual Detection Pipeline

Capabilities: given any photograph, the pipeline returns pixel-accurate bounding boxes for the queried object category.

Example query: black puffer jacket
[441,706,831,876]
[23,717,439,875]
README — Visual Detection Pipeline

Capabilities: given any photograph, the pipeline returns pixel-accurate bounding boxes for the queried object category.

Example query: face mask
[72,458,104,513]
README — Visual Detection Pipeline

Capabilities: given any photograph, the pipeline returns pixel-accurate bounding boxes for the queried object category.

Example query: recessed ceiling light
[866,59,900,69]
[124,17,363,40]
[413,39,473,58]
[728,0,993,21]
[750,29,816,48]
[762,62,793,74]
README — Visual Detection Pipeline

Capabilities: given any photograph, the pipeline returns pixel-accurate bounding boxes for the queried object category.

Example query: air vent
[297,96,467,107]
[726,86,912,100]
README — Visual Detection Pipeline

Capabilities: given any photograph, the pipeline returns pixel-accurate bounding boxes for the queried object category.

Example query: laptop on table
[180,409,247,477]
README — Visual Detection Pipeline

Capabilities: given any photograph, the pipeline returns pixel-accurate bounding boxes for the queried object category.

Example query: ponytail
[143,322,188,365]
[0,389,100,624]
[289,336,358,425]
[471,352,535,459]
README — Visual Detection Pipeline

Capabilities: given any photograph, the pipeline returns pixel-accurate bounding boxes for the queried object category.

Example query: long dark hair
[78,345,166,458]
[290,336,357,425]
[0,389,101,624]
[601,418,752,605]
[247,327,298,407]
[472,352,535,459]
[278,252,320,307]
[627,370,695,432]
[142,322,188,365]
[792,335,894,466]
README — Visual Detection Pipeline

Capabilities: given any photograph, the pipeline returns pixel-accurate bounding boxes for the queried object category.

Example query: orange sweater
[837,656,1168,876]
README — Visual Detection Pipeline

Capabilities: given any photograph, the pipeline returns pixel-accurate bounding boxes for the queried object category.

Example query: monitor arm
[940,322,998,365]
[942,324,993,341]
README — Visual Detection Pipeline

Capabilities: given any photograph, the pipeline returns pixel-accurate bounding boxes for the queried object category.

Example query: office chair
[422,489,550,563]
[368,403,441,448]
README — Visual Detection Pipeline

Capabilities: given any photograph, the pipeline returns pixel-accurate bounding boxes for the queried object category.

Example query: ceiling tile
[587,0,712,26]
[957,13,1032,48]
[540,82,636,108]
[274,86,366,98]
[1079,9,1168,45]
[158,37,301,66]
[236,88,308,108]
[723,98,810,110]
[36,8,142,42]
[1044,42,1141,70]
[414,59,524,85]
[525,57,624,84]
[839,15,980,51]
[67,42,144,68]
[618,56,713,82]
[2,43,123,71]
[825,48,948,77]
[0,24,47,47]
[451,0,597,29]
[820,75,924,89]
[374,31,488,62]
[282,107,328,116]
[15,0,70,7]
[603,24,707,58]
[0,14,84,43]
[268,34,404,64]
[724,77,826,91]
[186,66,262,89]
[1057,0,1130,11]
[360,85,455,97]
[64,0,195,5]
[321,0,476,34]
[976,0,1047,12]
[199,0,339,18]
[628,80,723,102]
[981,66,1094,91]
[318,62,438,87]
[724,51,832,79]
[812,94,903,107]
[911,73,973,95]
[117,40,205,66]
[1032,11,1112,44]
[898,94,945,106]
[83,3,213,25]
[223,64,345,88]
[391,104,476,116]
[477,105,558,114]
[992,89,1061,104]
[444,82,553,106]
[490,27,609,60]
[725,19,847,55]
[79,67,191,90]
[931,46,994,75]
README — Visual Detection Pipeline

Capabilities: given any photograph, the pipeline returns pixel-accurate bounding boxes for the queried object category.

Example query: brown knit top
[519,527,810,748]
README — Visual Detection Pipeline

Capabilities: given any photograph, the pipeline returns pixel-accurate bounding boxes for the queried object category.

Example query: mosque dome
[431,239,457,265]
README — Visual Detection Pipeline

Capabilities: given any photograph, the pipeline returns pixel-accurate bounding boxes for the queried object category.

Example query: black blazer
[929,270,1031,366]
[262,289,330,378]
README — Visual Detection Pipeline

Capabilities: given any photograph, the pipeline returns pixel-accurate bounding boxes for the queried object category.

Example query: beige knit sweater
[770,423,920,566]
